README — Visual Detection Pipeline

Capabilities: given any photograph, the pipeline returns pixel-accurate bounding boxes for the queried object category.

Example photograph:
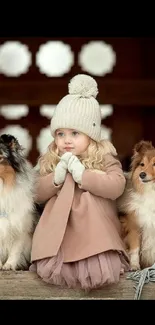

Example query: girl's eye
[57,132,64,137]
[140,162,144,167]
[153,163,155,166]
[72,131,79,136]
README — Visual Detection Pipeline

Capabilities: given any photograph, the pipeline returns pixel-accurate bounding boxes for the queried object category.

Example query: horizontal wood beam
[0,79,155,106]
[0,271,153,300]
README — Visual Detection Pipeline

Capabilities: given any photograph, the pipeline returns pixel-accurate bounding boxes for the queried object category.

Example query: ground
[0,271,153,299]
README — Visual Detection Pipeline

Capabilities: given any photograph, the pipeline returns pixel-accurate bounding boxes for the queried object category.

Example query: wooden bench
[0,271,154,300]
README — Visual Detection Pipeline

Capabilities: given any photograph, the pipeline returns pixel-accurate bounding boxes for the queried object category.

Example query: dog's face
[130,140,155,192]
[0,134,25,187]
[0,134,23,170]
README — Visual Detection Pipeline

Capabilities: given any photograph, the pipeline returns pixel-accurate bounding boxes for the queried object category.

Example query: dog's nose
[139,172,146,179]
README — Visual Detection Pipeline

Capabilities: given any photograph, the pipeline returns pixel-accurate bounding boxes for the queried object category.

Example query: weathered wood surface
[0,271,154,300]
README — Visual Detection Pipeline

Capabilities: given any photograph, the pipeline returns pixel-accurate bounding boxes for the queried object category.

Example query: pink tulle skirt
[30,249,129,290]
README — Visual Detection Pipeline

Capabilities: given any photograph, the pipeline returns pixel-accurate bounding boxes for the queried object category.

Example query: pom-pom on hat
[50,74,102,142]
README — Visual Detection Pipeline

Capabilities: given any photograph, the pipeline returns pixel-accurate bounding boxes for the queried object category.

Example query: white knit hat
[50,74,101,142]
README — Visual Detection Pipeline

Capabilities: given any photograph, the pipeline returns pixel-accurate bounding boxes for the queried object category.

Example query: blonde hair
[38,139,117,176]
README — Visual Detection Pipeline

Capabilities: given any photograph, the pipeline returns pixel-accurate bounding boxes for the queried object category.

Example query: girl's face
[55,128,90,156]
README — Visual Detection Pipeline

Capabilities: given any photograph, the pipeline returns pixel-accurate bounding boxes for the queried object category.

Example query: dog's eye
[140,162,144,166]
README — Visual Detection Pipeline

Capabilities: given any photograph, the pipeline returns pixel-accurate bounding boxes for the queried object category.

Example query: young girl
[30,74,129,290]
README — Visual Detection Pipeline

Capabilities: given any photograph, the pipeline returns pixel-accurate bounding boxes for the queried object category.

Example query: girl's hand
[54,152,72,185]
[68,155,85,184]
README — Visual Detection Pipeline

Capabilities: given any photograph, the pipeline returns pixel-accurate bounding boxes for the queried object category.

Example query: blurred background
[0,37,155,170]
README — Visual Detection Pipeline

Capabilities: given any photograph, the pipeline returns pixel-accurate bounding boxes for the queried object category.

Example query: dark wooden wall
[0,37,155,170]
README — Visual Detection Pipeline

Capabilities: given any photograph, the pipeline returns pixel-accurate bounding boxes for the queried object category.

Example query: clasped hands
[54,152,85,185]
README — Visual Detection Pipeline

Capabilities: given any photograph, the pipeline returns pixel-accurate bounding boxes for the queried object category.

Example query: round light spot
[40,105,56,119]
[36,126,54,155]
[0,41,32,76]
[78,41,116,76]
[0,105,29,120]
[101,125,112,140]
[36,41,74,77]
[100,105,113,119]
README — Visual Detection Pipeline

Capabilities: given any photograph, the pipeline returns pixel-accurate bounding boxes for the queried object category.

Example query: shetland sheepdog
[117,140,155,271]
[0,134,37,270]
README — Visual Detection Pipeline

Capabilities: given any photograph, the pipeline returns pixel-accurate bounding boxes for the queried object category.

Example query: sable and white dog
[117,141,155,271]
[0,134,37,270]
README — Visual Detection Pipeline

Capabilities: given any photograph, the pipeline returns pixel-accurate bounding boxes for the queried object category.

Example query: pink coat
[31,154,129,263]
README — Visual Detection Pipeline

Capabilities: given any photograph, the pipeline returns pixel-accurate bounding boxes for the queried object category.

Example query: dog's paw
[2,262,17,271]
[0,261,3,270]
[130,262,141,271]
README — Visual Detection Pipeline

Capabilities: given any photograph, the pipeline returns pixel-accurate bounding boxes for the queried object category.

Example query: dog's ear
[133,140,154,154]
[0,134,22,151]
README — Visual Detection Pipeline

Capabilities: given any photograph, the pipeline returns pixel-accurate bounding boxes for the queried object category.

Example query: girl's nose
[64,136,71,143]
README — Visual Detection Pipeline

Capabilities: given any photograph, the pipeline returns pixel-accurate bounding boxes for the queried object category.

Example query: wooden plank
[0,271,153,300]
[1,79,155,106]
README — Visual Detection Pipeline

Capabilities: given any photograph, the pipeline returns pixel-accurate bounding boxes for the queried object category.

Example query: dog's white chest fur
[0,183,33,235]
[131,189,155,265]
[132,191,155,227]
[0,172,35,270]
